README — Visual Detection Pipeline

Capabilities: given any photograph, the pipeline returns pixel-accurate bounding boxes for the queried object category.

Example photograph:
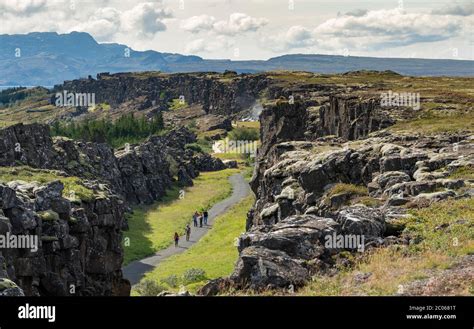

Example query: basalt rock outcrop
[200,98,474,294]
[316,95,394,140]
[0,179,130,296]
[54,72,269,116]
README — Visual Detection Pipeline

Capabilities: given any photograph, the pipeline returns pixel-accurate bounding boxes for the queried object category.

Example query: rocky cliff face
[200,97,473,294]
[55,72,269,116]
[0,179,129,296]
[316,95,394,140]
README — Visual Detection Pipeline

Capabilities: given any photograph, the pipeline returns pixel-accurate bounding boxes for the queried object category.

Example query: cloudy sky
[0,0,473,60]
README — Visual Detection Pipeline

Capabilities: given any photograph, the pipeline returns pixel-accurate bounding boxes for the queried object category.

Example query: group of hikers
[174,210,209,247]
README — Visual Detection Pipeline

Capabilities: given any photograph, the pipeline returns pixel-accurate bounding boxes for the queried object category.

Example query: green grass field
[134,195,254,295]
[123,169,240,265]
[390,110,474,134]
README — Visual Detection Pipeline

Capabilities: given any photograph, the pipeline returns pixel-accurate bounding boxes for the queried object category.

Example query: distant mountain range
[1,32,473,86]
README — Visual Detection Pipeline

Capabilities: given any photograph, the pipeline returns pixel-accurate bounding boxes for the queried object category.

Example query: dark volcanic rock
[192,153,226,172]
[318,95,394,140]
[0,181,130,296]
[55,72,269,116]
[336,206,385,237]
[232,246,310,289]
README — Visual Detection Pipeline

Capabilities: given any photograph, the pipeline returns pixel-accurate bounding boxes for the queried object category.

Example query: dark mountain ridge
[1,32,473,86]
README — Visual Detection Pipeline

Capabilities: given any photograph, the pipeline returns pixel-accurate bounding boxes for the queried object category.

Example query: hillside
[1,32,473,86]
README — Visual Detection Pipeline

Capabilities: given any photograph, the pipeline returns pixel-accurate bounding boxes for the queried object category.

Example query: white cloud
[70,8,121,41]
[213,13,268,35]
[180,15,216,33]
[263,8,470,53]
[314,9,465,49]
[0,0,46,16]
[262,25,314,52]
[180,12,267,36]
[70,2,172,41]
[0,1,471,60]
[121,2,172,38]
[185,36,234,54]
[343,9,368,17]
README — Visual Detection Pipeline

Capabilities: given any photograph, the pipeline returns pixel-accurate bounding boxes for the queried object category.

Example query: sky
[0,0,473,60]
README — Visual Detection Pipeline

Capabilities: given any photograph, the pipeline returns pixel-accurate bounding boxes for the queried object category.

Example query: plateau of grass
[390,110,474,134]
[234,121,260,129]
[135,195,254,294]
[123,169,239,265]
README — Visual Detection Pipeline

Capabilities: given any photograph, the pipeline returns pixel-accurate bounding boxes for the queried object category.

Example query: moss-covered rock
[38,210,60,221]
[0,278,17,290]
[41,235,59,242]
[0,278,24,296]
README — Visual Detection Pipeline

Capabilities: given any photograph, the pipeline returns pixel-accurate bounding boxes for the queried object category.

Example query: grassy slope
[298,197,474,296]
[123,168,239,265]
[135,195,254,294]
[390,110,474,134]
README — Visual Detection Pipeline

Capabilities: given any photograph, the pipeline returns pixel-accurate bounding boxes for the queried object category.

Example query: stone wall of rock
[54,73,269,116]
[315,95,394,140]
[0,180,130,296]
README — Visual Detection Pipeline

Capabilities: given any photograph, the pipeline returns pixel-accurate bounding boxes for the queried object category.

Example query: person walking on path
[174,232,179,247]
[199,212,203,228]
[203,210,209,226]
[193,211,198,227]
[185,224,191,241]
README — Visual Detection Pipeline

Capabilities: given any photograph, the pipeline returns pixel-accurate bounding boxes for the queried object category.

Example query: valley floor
[123,169,253,294]
[123,169,239,265]
[135,195,254,295]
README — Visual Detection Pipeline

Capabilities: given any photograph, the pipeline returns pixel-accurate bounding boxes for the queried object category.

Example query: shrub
[135,280,166,296]
[185,143,204,153]
[189,138,212,154]
[182,268,207,284]
[161,274,179,288]
[0,87,29,106]
[228,127,259,141]
[187,119,198,131]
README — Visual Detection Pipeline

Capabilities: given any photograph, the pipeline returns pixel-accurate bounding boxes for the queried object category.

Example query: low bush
[135,280,167,296]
